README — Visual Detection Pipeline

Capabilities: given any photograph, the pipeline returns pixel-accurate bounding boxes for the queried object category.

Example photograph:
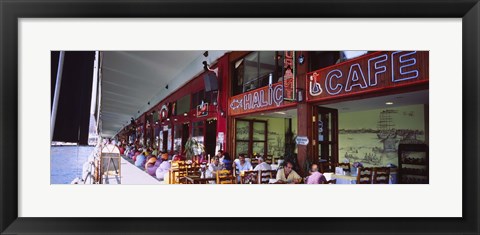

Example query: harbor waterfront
[50,146,93,184]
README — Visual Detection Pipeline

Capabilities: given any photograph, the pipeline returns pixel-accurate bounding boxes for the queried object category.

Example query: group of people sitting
[118,142,327,184]
[121,144,179,181]
[208,151,328,184]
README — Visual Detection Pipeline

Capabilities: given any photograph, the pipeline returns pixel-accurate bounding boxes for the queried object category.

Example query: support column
[295,51,313,177]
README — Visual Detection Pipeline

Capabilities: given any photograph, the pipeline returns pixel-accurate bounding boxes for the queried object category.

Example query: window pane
[236,120,249,140]
[174,138,182,152]
[177,94,191,114]
[252,122,265,141]
[244,52,259,83]
[174,124,182,139]
[253,142,265,156]
[257,51,275,87]
[236,141,248,157]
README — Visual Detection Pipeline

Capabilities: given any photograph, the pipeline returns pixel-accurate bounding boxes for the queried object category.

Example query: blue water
[50,146,94,184]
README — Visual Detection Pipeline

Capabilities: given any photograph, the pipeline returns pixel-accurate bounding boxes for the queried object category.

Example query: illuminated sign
[196,101,208,117]
[307,51,429,101]
[160,104,169,120]
[283,51,296,101]
[228,82,293,116]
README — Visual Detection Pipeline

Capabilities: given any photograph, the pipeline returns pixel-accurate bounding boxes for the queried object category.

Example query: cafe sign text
[228,82,293,116]
[306,51,429,102]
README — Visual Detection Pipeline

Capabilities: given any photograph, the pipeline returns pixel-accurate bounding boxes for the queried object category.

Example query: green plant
[183,137,205,160]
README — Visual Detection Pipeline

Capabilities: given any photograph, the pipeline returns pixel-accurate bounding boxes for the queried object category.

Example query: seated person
[132,148,142,161]
[145,155,158,176]
[253,156,272,171]
[172,151,186,161]
[233,154,253,182]
[276,161,302,184]
[216,150,224,159]
[207,156,225,178]
[118,144,125,155]
[305,164,327,184]
[233,154,253,174]
[134,151,147,168]
[151,148,158,157]
[155,157,171,181]
[221,152,233,171]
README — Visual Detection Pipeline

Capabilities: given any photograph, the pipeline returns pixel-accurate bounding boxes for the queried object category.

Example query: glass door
[314,106,338,172]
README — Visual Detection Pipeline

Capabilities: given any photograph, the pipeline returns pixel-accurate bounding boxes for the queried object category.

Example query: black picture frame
[1,0,478,234]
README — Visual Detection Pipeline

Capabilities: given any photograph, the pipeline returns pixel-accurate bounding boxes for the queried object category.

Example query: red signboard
[228,81,294,116]
[283,51,296,101]
[306,51,429,102]
[196,102,208,117]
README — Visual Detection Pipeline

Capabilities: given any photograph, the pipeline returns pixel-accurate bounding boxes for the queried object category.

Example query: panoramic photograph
[50,50,429,185]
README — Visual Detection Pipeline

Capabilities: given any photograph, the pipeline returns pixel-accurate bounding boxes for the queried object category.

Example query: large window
[192,121,205,146]
[233,51,278,96]
[192,89,217,108]
[234,119,267,158]
[174,124,182,152]
[192,90,205,108]
[177,94,191,115]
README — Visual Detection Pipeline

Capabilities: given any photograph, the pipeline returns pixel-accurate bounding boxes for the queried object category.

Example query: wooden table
[331,171,397,184]
[185,176,216,184]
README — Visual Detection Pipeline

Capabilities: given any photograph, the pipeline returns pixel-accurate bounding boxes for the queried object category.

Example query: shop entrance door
[314,106,338,172]
[205,120,217,157]
[162,131,168,153]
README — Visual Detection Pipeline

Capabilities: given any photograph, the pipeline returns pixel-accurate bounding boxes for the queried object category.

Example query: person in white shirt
[253,156,271,171]
[207,156,225,178]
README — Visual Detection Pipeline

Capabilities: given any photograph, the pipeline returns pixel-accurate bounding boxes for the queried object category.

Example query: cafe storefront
[227,51,299,167]
[227,50,429,177]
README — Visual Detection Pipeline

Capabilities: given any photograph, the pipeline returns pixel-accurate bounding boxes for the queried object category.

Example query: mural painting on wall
[267,132,288,158]
[339,105,426,167]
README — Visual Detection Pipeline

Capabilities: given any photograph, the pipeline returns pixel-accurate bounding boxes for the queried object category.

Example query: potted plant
[183,137,205,161]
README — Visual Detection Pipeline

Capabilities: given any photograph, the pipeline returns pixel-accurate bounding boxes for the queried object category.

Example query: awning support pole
[51,51,65,142]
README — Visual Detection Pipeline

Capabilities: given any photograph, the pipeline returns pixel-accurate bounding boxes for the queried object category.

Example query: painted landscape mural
[338,104,426,167]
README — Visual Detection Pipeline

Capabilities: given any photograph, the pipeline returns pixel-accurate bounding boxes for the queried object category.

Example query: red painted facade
[118,54,229,156]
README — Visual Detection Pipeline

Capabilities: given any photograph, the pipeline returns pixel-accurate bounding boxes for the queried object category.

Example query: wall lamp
[202,61,209,71]
[298,54,305,65]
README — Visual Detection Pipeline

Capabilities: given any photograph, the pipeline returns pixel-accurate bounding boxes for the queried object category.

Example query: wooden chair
[240,170,260,184]
[356,167,373,184]
[216,170,236,184]
[170,161,188,184]
[186,163,200,177]
[373,167,391,184]
[323,179,337,184]
[259,170,277,184]
[337,163,351,172]
[319,162,334,173]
